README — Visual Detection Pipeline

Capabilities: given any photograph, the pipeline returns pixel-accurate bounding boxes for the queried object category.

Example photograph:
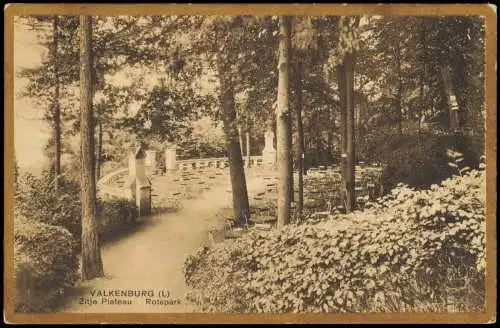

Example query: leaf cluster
[184,167,485,313]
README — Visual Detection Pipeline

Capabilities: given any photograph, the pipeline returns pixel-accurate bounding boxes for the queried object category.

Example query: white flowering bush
[184,166,486,313]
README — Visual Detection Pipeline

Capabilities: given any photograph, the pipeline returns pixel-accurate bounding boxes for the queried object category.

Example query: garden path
[59,169,272,313]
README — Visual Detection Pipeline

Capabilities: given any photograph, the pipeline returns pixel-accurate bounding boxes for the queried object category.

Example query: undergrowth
[184,163,486,313]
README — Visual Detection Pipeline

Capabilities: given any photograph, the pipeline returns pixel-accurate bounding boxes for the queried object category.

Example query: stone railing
[97,168,130,199]
[96,154,266,205]
[98,168,129,186]
[175,155,264,171]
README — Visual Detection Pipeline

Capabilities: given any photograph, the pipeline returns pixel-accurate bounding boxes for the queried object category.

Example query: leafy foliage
[357,131,483,190]
[97,198,138,240]
[14,216,78,312]
[184,167,485,313]
[180,117,227,159]
[15,167,138,246]
[15,168,82,239]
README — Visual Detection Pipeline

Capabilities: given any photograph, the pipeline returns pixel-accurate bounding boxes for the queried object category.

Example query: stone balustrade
[97,154,264,208]
[175,156,264,171]
[97,168,129,188]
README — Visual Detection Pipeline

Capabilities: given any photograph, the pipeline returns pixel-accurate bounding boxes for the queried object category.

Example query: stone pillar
[262,130,277,167]
[145,150,157,176]
[127,146,151,216]
[135,154,146,182]
[165,144,177,171]
[136,179,151,216]
[128,148,137,180]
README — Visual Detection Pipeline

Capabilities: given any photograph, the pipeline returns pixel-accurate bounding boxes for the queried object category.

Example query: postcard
[4,3,496,324]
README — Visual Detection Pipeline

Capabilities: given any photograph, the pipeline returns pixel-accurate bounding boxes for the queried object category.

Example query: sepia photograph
[4,3,496,324]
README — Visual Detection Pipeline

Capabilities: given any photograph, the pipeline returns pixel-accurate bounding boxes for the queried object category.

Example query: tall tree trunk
[337,62,348,211]
[79,15,104,281]
[337,17,359,213]
[302,124,308,176]
[288,100,294,203]
[276,16,292,227]
[238,125,244,159]
[296,59,305,214]
[52,16,61,195]
[395,34,403,134]
[441,65,460,131]
[451,54,469,129]
[93,66,103,181]
[345,52,356,213]
[217,56,250,226]
[418,20,426,133]
[245,128,251,168]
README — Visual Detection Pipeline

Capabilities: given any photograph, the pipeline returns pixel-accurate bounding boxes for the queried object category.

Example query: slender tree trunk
[303,132,308,176]
[395,35,403,134]
[418,20,426,134]
[441,65,460,131]
[238,125,244,159]
[52,16,62,195]
[79,15,104,281]
[217,56,250,226]
[337,62,348,211]
[92,66,103,181]
[288,100,294,203]
[345,52,356,213]
[296,59,305,214]
[276,16,292,227]
[337,17,359,213]
[245,128,251,168]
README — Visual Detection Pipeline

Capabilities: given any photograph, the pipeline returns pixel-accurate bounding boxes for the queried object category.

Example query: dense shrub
[97,198,138,240]
[15,167,138,245]
[184,167,485,313]
[357,131,483,191]
[15,169,82,239]
[14,217,78,312]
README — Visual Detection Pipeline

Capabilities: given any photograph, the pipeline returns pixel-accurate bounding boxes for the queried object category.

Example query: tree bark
[418,20,426,133]
[92,63,102,181]
[337,16,359,213]
[356,92,367,140]
[245,129,251,168]
[288,97,294,203]
[345,53,357,213]
[238,125,244,159]
[337,62,348,211]
[52,16,62,195]
[395,34,403,134]
[451,54,469,129]
[276,16,292,227]
[296,59,305,214]
[217,56,250,226]
[327,104,334,164]
[79,15,104,281]
[440,65,460,131]
[96,112,103,180]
